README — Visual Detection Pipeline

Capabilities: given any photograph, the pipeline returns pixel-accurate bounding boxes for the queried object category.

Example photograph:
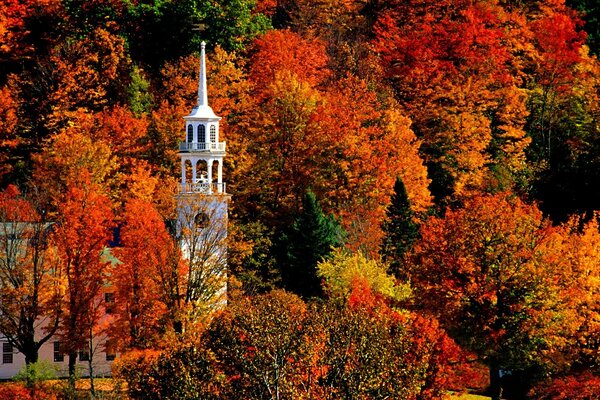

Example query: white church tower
[176,42,230,309]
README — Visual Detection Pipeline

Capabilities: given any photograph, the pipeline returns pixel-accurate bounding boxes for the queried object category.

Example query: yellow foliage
[317,248,411,302]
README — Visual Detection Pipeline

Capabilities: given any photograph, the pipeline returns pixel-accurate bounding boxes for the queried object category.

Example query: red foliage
[531,6,586,92]
[0,383,33,400]
[0,382,57,400]
[530,371,600,400]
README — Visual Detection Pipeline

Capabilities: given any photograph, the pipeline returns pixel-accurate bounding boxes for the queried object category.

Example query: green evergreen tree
[280,190,343,298]
[380,177,420,277]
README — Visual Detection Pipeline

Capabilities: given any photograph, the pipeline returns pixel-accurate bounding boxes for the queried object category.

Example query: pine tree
[380,177,420,277]
[281,190,343,298]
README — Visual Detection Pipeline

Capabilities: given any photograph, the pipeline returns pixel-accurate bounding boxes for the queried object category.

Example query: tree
[111,199,171,350]
[409,193,578,400]
[51,179,114,388]
[317,248,410,303]
[176,195,229,323]
[280,190,343,298]
[380,176,420,276]
[315,281,456,400]
[207,290,318,399]
[0,185,61,366]
[46,26,129,132]
[373,0,531,202]
[249,29,330,93]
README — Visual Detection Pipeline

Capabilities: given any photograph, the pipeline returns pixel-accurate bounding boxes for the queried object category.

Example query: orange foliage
[0,86,20,179]
[93,105,148,158]
[111,199,171,349]
[52,179,114,360]
[32,122,116,207]
[374,0,531,198]
[409,191,596,382]
[47,26,129,131]
[316,77,430,252]
[249,29,330,92]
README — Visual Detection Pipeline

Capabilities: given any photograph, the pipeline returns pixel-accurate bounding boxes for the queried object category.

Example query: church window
[3,342,13,364]
[54,342,64,362]
[198,125,206,143]
[105,340,117,361]
[104,292,115,314]
[79,348,90,362]
[187,124,193,143]
[210,125,216,142]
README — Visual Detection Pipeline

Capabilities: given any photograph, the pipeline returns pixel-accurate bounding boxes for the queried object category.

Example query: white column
[192,159,197,184]
[181,159,186,193]
[217,159,223,193]
[207,159,214,194]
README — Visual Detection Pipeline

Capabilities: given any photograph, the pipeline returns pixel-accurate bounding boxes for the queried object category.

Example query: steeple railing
[182,182,226,194]
[179,142,226,152]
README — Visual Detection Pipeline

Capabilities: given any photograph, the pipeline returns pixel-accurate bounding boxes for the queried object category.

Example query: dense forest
[1,0,600,399]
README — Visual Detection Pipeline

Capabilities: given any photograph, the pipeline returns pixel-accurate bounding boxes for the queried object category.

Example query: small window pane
[105,292,115,314]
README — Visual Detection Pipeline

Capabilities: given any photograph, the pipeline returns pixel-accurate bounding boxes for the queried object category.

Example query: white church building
[0,42,228,379]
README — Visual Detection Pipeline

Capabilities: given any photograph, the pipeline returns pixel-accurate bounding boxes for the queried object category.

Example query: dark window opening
[198,125,206,143]
[187,124,193,143]
[54,342,64,362]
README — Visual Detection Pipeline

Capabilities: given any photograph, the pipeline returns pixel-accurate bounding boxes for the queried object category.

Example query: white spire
[186,41,220,120]
[197,41,208,107]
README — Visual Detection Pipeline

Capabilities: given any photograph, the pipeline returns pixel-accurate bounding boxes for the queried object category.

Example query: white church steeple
[179,41,226,194]
[176,41,230,310]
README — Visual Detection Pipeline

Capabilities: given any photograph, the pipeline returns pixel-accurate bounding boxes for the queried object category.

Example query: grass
[449,393,491,400]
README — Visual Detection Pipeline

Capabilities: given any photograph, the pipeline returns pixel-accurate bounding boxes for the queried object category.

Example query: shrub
[530,371,600,400]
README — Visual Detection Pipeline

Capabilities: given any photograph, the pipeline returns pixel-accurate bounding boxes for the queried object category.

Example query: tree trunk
[88,325,96,399]
[68,352,77,391]
[490,365,503,400]
[23,346,39,365]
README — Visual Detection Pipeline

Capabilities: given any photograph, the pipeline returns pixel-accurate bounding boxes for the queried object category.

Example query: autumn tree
[111,199,171,350]
[206,290,319,399]
[317,248,410,303]
[373,0,531,201]
[315,281,456,399]
[0,185,61,366]
[46,26,130,132]
[51,179,114,388]
[409,193,578,400]
[32,124,116,208]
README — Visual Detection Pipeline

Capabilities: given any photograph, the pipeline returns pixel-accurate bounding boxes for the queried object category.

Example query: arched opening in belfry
[195,160,208,183]
[184,159,193,184]
[210,161,219,183]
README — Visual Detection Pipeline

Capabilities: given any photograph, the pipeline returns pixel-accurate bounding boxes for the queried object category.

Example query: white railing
[182,182,226,194]
[179,142,226,152]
